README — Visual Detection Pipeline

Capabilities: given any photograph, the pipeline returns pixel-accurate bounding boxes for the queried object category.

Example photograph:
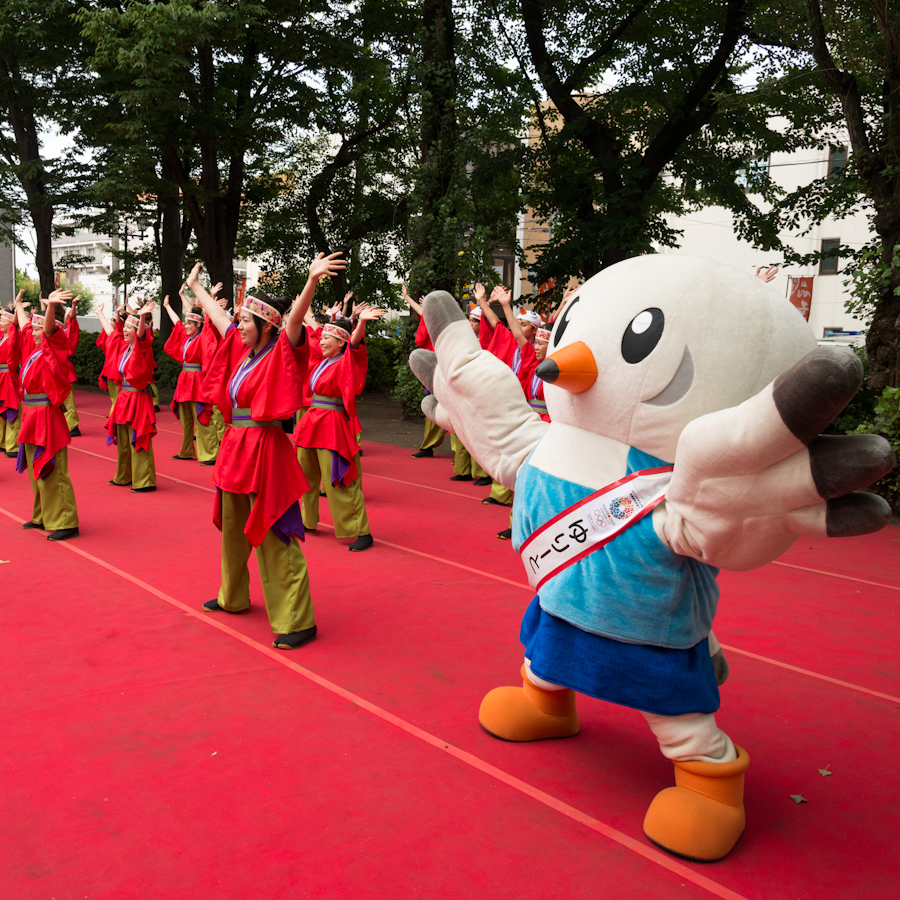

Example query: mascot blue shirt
[513,444,721,716]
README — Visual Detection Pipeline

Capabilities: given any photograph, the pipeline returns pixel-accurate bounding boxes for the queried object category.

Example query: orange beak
[535,341,598,393]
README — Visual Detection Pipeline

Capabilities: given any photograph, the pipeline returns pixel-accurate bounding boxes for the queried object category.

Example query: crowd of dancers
[0,251,580,649]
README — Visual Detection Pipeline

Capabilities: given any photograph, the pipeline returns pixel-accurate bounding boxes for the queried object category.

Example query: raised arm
[350,305,386,348]
[162,294,179,326]
[474,283,499,329]
[496,287,527,348]
[93,301,114,336]
[15,291,30,329]
[186,264,232,338]
[285,252,348,347]
[44,290,73,337]
[401,284,423,317]
[136,300,155,341]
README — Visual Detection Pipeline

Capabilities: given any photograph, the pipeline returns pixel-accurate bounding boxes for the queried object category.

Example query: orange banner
[235,278,247,306]
[788,276,813,321]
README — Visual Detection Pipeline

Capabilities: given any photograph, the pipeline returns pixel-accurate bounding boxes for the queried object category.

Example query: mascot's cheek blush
[644,347,695,407]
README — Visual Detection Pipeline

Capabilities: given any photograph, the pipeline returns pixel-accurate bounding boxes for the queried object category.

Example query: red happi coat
[16,326,72,478]
[293,341,368,487]
[415,316,433,351]
[62,316,79,383]
[300,325,323,408]
[96,321,125,391]
[516,342,550,423]
[205,325,311,547]
[0,319,21,417]
[104,331,157,451]
[163,321,212,424]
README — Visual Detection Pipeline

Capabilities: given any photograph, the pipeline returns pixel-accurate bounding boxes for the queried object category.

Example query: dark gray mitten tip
[825,492,893,537]
[409,349,438,394]
[809,434,897,500]
[711,649,729,686]
[773,347,863,446]
[423,291,466,344]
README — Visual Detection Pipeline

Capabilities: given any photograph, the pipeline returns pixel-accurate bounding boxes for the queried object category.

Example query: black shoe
[473,476,492,487]
[47,528,79,541]
[497,528,512,540]
[202,599,250,614]
[171,454,195,460]
[450,474,473,482]
[412,448,433,458]
[130,486,157,493]
[69,426,81,437]
[22,521,43,529]
[319,490,326,497]
[4,450,17,458]
[199,458,216,466]
[154,405,160,412]
[273,626,317,650]
[109,480,131,487]
[348,534,374,552]
[482,497,504,505]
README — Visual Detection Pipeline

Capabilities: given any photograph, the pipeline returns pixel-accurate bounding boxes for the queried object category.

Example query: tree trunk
[409,0,460,297]
[155,165,193,343]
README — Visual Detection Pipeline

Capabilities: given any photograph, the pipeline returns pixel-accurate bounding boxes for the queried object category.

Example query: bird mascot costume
[410,255,895,861]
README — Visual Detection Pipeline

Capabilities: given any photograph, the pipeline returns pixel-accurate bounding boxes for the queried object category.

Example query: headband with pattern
[322,323,350,342]
[1,309,13,322]
[125,314,139,329]
[536,328,551,343]
[244,295,283,330]
[31,313,45,326]
[185,312,204,325]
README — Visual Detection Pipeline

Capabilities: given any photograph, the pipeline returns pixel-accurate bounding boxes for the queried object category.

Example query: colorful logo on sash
[609,496,634,519]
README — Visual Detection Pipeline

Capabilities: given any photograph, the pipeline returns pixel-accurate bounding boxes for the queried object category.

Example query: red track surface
[0,388,897,899]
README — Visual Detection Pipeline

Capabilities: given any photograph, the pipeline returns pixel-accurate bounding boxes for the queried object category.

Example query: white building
[657,141,869,344]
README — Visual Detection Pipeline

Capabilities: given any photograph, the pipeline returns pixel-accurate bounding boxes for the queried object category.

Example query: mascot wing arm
[659,347,895,570]
[409,291,548,489]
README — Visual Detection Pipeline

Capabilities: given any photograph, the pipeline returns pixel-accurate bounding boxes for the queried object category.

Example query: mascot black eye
[552,295,579,347]
[621,308,664,364]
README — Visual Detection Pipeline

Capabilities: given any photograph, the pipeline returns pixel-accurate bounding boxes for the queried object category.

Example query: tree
[241,0,420,307]
[485,0,825,288]
[78,0,328,303]
[0,0,86,295]
[804,0,900,391]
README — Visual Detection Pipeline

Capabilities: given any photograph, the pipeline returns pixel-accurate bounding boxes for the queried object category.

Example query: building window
[828,146,847,177]
[819,239,840,275]
[736,156,769,192]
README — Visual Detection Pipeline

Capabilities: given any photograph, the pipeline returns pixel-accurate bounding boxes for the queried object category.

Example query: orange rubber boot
[478,668,580,741]
[643,745,749,861]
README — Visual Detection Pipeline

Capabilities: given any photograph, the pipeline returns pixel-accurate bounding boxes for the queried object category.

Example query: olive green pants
[175,401,219,462]
[217,491,315,635]
[212,407,226,444]
[25,444,79,530]
[451,434,488,479]
[420,416,445,450]
[107,381,120,415]
[488,482,514,505]
[0,407,21,453]
[61,391,79,431]
[298,447,370,539]
[113,422,156,489]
